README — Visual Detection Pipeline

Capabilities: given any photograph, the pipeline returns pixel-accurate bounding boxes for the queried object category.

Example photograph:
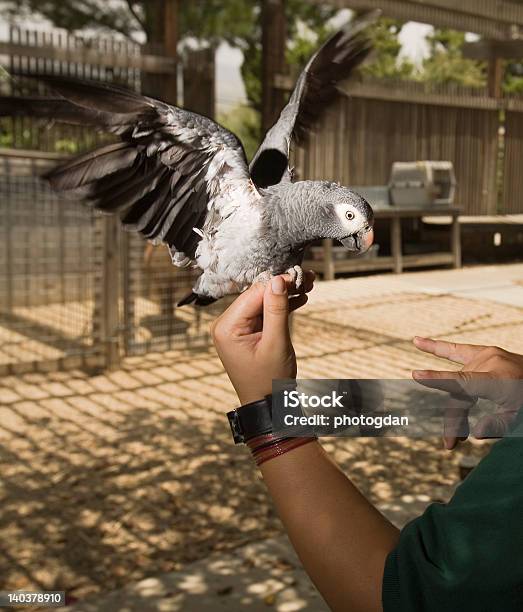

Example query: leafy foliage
[240,1,337,114]
[361,18,414,80]
[419,29,486,88]
[218,104,260,161]
[504,61,523,95]
[2,1,142,40]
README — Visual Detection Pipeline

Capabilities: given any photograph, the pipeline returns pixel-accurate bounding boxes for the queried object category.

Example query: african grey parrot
[0,11,377,306]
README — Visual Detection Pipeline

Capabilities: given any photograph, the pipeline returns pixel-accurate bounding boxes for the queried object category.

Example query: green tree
[504,61,523,95]
[218,104,260,160]
[2,1,257,45]
[419,28,486,87]
[361,18,414,80]
[239,1,337,113]
[2,0,338,138]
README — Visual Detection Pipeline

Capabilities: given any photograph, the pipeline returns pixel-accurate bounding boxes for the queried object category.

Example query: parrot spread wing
[0,76,260,268]
[249,10,379,189]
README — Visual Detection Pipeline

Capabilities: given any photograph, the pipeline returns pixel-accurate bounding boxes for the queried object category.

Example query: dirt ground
[1,266,523,605]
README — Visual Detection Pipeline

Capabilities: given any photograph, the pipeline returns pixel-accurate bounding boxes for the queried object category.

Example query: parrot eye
[345,211,355,221]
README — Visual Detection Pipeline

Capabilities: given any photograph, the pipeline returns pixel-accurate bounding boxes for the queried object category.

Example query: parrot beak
[341,226,374,253]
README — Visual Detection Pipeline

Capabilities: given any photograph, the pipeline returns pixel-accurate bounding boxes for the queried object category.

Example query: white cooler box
[389,161,456,207]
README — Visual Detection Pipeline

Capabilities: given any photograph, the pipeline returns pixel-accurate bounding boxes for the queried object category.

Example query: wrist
[227,395,317,465]
[235,375,297,406]
[236,385,273,406]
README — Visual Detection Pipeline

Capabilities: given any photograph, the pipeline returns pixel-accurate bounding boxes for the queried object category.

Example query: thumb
[261,276,291,348]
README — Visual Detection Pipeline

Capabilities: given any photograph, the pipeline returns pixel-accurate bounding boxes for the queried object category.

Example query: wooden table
[303,206,462,280]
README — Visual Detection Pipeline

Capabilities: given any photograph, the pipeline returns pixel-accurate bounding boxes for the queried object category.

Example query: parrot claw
[286,265,304,293]
[254,266,304,294]
[253,270,273,286]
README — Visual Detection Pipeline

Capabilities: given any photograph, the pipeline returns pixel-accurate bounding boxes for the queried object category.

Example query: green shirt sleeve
[382,414,523,612]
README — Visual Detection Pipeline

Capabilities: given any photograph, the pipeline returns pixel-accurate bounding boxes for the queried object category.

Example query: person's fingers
[303,270,315,293]
[280,270,316,295]
[413,369,501,403]
[412,370,474,449]
[412,370,472,398]
[289,293,308,313]
[444,434,468,451]
[261,276,291,348]
[443,398,471,450]
[413,337,485,365]
[214,282,265,336]
[212,271,314,340]
[473,412,519,439]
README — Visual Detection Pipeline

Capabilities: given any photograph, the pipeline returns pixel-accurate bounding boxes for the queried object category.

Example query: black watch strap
[227,395,273,444]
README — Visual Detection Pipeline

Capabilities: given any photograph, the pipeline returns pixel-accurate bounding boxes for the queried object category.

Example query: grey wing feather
[0,76,258,267]
[249,10,379,189]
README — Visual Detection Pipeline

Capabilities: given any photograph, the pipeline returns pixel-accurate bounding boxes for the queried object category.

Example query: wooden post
[451,212,462,268]
[101,216,121,368]
[261,0,287,133]
[183,47,216,118]
[4,158,13,313]
[488,57,504,99]
[323,239,335,281]
[391,217,403,274]
[121,231,131,357]
[163,0,179,105]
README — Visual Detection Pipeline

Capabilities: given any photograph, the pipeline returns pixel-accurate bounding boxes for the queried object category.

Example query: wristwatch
[227,395,273,444]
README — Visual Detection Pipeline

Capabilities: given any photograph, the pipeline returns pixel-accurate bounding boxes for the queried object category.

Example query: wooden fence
[0,24,178,152]
[291,78,523,216]
[503,110,523,214]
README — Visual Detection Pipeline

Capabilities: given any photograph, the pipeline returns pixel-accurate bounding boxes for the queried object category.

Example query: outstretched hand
[412,338,523,449]
[211,272,315,406]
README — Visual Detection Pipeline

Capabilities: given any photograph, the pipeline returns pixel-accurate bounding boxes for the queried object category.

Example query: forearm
[260,440,400,612]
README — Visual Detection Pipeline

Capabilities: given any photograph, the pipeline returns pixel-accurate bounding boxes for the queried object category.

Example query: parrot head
[267,180,374,254]
[328,184,374,254]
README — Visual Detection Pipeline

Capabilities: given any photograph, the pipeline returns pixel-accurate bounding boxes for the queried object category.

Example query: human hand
[211,272,315,405]
[412,338,523,449]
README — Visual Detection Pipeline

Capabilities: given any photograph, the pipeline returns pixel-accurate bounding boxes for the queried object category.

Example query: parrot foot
[253,270,273,286]
[286,265,304,292]
[253,266,304,294]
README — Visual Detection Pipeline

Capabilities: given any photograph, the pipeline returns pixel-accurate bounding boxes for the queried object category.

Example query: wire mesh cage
[0,24,229,374]
[0,153,100,374]
[0,152,230,374]
[122,233,231,357]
